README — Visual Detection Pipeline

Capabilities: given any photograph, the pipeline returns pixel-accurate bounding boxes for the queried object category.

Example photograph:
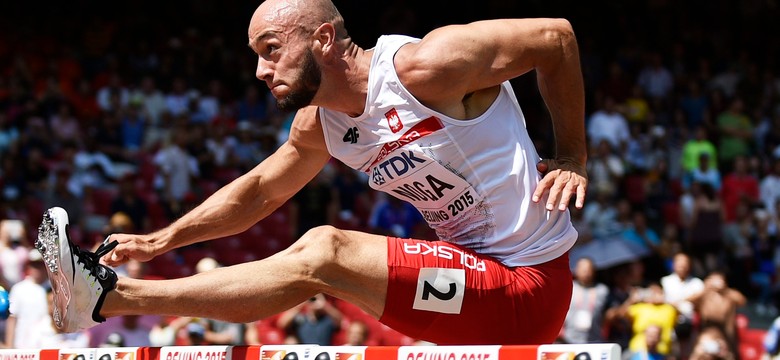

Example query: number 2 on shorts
[412,268,466,314]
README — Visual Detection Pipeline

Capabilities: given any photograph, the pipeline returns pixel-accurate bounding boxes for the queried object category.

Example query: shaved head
[251,0,347,40]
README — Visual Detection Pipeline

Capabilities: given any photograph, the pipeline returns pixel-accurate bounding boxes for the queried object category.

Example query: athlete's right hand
[102,233,161,266]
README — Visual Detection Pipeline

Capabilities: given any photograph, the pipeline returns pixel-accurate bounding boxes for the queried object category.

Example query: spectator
[690,325,736,360]
[120,100,148,154]
[131,75,167,128]
[582,188,622,240]
[764,316,780,360]
[680,81,711,130]
[5,250,50,348]
[342,321,369,346]
[622,210,665,282]
[720,156,759,222]
[749,210,778,317]
[637,52,674,101]
[604,261,645,351]
[760,159,780,217]
[232,121,265,172]
[277,294,343,346]
[48,103,82,146]
[688,271,747,358]
[153,128,200,220]
[618,283,678,359]
[164,77,195,118]
[96,72,130,113]
[561,257,609,344]
[623,85,650,124]
[683,152,722,191]
[716,97,753,168]
[587,96,630,151]
[0,219,30,288]
[628,324,666,360]
[687,182,725,274]
[586,140,625,199]
[661,253,704,357]
[681,125,718,175]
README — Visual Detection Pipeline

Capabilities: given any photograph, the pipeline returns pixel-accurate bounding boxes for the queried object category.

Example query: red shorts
[379,237,572,345]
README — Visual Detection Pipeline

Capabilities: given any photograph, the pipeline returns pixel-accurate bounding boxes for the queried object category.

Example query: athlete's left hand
[533,158,588,211]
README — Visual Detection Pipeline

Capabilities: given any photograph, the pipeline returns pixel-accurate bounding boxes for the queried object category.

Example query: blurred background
[1,0,780,357]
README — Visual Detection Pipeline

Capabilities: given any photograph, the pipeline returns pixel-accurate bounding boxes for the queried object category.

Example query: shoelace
[72,239,119,277]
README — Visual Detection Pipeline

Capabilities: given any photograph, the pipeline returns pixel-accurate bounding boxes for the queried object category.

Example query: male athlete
[36,0,587,344]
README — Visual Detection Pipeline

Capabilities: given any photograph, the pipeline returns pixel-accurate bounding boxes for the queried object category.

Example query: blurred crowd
[1,0,780,358]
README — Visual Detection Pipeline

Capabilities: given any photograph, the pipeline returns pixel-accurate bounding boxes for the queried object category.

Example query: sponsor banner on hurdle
[259,345,319,360]
[0,349,42,360]
[161,346,232,360]
[398,345,500,360]
[537,343,621,360]
[95,347,141,360]
[59,348,96,360]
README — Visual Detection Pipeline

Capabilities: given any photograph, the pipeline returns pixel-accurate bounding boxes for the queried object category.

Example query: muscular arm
[108,107,331,263]
[396,18,587,208]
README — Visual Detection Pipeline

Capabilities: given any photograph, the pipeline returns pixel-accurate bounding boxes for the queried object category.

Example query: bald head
[251,0,347,40]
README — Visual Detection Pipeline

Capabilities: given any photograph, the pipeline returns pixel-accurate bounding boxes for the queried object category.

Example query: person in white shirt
[660,252,704,357]
[5,251,49,348]
[587,96,630,151]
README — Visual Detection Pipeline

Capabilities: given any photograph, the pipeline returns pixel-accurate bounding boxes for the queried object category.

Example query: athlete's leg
[100,225,388,323]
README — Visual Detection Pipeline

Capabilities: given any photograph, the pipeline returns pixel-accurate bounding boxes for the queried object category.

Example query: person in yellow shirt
[617,283,678,358]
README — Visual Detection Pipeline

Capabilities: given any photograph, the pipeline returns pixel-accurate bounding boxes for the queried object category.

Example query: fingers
[101,233,133,267]
[575,179,587,209]
[532,172,553,204]
[533,170,588,211]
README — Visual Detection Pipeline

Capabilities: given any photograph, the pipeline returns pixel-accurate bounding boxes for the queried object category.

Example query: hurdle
[1,343,621,360]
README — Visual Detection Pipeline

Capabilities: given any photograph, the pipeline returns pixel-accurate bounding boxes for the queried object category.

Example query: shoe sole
[36,207,76,332]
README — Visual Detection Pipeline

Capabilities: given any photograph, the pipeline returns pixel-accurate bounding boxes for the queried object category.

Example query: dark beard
[276,49,321,112]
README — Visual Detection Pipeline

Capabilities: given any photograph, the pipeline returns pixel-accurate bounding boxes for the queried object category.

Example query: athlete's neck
[313,39,370,117]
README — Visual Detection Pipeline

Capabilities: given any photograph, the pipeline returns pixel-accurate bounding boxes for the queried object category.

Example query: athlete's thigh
[315,228,389,319]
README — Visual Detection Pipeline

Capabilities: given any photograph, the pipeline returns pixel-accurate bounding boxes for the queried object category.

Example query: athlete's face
[248,1,322,111]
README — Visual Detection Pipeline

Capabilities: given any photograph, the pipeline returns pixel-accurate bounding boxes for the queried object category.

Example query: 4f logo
[342,127,359,144]
[385,108,404,133]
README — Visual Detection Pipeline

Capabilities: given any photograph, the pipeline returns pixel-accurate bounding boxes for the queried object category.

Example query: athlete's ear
[313,23,336,59]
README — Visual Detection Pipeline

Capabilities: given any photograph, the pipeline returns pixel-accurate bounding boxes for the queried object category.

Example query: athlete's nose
[256,57,273,83]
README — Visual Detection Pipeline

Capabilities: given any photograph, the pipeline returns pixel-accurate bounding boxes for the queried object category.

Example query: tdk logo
[371,151,426,186]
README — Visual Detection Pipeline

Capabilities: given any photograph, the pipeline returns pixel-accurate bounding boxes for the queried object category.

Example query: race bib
[368,148,483,225]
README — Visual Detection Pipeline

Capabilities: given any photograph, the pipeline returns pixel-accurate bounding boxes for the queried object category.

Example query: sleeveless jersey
[319,35,577,266]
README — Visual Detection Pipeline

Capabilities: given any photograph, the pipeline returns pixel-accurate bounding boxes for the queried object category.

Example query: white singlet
[319,35,577,267]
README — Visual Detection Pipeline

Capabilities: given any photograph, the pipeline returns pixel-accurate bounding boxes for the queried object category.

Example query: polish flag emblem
[384,108,404,133]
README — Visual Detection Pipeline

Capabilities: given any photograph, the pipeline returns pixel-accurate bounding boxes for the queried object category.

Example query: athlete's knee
[287,225,349,275]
